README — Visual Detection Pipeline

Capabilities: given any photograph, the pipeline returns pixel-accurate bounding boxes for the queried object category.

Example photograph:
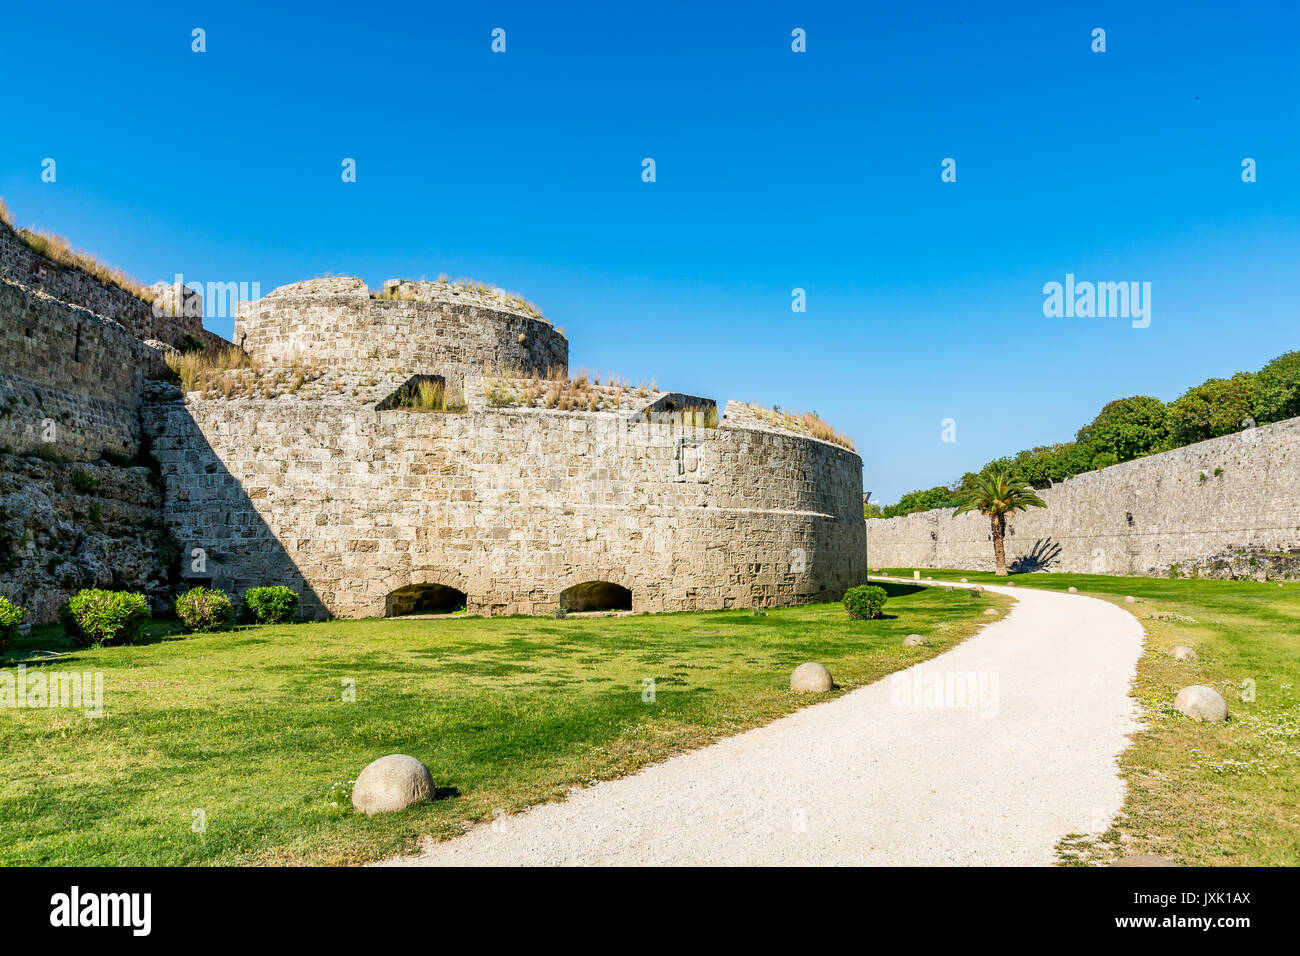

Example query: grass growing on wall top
[0,196,156,304]
[0,585,1005,866]
[750,403,856,451]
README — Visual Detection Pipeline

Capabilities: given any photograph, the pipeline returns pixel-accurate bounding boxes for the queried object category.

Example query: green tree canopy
[1165,373,1282,447]
[1257,351,1300,420]
[1075,395,1169,462]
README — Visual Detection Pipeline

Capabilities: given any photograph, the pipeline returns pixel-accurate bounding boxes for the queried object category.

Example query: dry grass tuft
[166,348,329,401]
[401,379,465,413]
[480,367,646,414]
[752,404,855,451]
[2,204,156,303]
[374,277,545,320]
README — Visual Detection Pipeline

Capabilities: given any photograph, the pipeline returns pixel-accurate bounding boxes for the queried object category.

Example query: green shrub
[843,585,887,620]
[0,596,25,653]
[60,589,151,647]
[243,585,300,625]
[174,586,233,633]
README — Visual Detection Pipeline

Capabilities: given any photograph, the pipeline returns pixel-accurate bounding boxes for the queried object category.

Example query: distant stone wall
[235,279,568,392]
[143,381,865,619]
[867,417,1300,580]
[0,220,224,351]
[0,279,168,461]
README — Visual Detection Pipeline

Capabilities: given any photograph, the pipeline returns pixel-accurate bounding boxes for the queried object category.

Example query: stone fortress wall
[147,278,866,618]
[0,220,224,352]
[0,221,237,621]
[866,417,1300,580]
[0,279,167,462]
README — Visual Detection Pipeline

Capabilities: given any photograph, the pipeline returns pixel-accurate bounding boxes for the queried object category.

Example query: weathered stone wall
[866,417,1300,580]
[143,378,866,619]
[235,279,568,393]
[0,279,169,461]
[0,453,175,623]
[0,220,223,351]
[0,226,234,622]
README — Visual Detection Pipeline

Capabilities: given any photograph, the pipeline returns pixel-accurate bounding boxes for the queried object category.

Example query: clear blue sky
[2,1,1296,502]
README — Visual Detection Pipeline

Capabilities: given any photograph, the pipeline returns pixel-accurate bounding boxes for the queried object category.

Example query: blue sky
[2,1,1297,502]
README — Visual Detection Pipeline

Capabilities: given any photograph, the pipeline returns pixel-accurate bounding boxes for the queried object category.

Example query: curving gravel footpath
[378,580,1145,866]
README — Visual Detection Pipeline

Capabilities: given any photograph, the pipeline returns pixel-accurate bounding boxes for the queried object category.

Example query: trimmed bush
[0,596,25,653]
[843,585,887,620]
[60,589,151,647]
[243,586,300,625]
[174,586,233,633]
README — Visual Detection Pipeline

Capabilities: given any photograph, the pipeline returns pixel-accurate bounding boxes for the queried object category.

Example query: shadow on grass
[877,582,925,598]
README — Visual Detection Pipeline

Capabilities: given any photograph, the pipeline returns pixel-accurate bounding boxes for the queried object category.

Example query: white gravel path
[378,581,1144,866]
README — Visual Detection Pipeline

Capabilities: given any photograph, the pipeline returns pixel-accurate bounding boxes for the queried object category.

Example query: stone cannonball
[790,662,833,693]
[1173,685,1228,722]
[352,754,435,814]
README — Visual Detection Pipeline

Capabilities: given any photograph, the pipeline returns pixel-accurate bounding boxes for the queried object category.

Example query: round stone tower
[234,277,568,391]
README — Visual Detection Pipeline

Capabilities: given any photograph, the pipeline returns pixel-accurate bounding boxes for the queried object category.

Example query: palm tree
[954,468,1047,576]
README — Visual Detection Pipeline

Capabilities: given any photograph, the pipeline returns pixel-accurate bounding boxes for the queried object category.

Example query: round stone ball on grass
[903,634,928,646]
[1174,685,1227,722]
[352,754,435,814]
[790,662,833,693]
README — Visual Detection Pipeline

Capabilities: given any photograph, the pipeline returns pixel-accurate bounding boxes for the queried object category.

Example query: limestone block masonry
[236,278,568,394]
[866,417,1300,581]
[0,279,168,461]
[0,221,237,621]
[0,220,225,352]
[144,278,866,618]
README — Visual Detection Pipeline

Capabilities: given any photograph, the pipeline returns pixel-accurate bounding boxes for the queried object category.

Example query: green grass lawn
[875,567,1300,866]
[0,584,1007,866]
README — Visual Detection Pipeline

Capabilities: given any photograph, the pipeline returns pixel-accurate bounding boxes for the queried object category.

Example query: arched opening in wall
[385,584,468,617]
[559,581,632,613]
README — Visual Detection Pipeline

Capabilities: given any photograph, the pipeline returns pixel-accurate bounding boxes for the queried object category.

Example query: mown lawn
[876,568,1300,866]
[0,583,1006,866]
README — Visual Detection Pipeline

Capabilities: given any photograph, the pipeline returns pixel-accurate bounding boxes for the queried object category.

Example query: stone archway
[385,583,468,616]
[559,581,632,612]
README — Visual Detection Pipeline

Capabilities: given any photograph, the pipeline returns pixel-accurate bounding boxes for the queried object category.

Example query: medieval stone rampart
[866,418,1300,580]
